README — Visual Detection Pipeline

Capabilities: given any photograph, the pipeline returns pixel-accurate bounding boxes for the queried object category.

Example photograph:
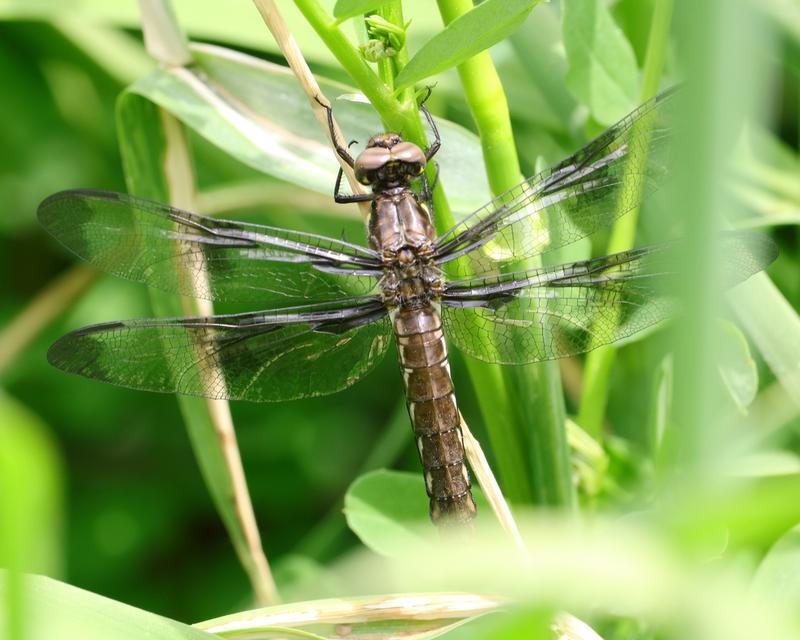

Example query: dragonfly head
[355,134,426,189]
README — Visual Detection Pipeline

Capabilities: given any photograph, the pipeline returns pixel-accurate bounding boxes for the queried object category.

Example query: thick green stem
[576,0,674,442]
[436,0,573,507]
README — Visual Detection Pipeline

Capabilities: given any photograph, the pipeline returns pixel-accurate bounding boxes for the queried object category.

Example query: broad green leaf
[562,0,639,125]
[717,320,758,414]
[0,394,63,640]
[507,5,578,132]
[730,274,800,412]
[646,354,673,454]
[344,470,431,557]
[757,0,800,44]
[752,525,800,609]
[731,126,800,229]
[566,418,608,497]
[0,573,217,640]
[0,0,337,65]
[333,0,390,21]
[116,93,275,603]
[0,394,62,577]
[126,43,490,217]
[733,452,800,477]
[394,0,544,91]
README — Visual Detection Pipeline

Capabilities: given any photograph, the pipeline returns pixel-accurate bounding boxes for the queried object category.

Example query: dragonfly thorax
[379,243,443,307]
[380,265,443,308]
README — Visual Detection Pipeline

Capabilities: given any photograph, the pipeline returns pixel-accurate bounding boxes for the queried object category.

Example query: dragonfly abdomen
[393,304,477,524]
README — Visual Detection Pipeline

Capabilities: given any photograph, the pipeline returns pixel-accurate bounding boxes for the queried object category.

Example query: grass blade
[116,87,278,605]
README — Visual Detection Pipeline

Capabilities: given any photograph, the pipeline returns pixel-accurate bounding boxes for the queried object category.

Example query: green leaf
[0,394,62,577]
[730,274,800,416]
[731,126,800,229]
[125,43,490,217]
[0,573,217,640]
[344,470,431,556]
[0,0,338,65]
[333,0,390,21]
[561,0,639,125]
[394,0,543,91]
[646,354,673,454]
[752,525,800,609]
[0,395,63,640]
[717,320,758,414]
[733,452,800,478]
[566,418,608,497]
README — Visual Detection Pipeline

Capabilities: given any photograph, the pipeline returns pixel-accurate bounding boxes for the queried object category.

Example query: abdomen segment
[393,304,476,524]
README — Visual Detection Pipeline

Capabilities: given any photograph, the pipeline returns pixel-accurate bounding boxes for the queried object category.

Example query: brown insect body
[356,135,477,525]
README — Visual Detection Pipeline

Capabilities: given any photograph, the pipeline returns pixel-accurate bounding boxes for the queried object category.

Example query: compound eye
[416,164,424,176]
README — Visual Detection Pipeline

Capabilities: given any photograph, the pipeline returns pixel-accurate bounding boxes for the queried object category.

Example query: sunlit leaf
[752,525,800,609]
[333,0,390,21]
[125,43,490,217]
[0,573,217,640]
[647,354,673,454]
[717,320,758,414]
[733,452,800,477]
[394,0,544,91]
[730,275,800,414]
[344,470,431,556]
[561,0,639,125]
[0,394,62,577]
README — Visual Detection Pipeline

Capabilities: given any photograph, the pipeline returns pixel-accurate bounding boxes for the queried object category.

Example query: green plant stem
[293,0,454,228]
[436,0,573,507]
[576,0,674,442]
[375,2,409,99]
[435,0,521,194]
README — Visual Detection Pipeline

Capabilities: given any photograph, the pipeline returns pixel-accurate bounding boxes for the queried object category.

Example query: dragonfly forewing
[38,189,382,305]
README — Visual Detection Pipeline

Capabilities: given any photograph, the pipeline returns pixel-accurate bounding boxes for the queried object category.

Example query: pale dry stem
[136,0,279,606]
[459,412,528,558]
[160,109,279,606]
[250,0,371,221]
[0,265,97,375]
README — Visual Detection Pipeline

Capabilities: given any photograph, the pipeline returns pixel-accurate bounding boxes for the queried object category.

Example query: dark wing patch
[48,297,392,402]
[441,231,776,364]
[39,189,381,305]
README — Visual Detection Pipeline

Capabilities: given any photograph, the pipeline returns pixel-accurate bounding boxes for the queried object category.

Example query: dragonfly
[39,87,776,526]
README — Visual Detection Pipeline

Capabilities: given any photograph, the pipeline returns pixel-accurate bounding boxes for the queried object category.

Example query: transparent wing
[434,88,677,276]
[47,297,392,402]
[441,231,777,364]
[39,189,381,304]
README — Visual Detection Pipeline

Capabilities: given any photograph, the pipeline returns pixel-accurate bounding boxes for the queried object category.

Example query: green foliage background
[1,0,800,638]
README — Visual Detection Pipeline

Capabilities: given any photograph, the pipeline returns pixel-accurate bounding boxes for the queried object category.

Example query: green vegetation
[1,0,800,638]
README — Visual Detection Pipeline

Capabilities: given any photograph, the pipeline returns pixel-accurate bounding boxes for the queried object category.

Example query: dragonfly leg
[333,166,373,204]
[419,86,441,162]
[420,163,438,223]
[429,160,440,191]
[315,95,356,168]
